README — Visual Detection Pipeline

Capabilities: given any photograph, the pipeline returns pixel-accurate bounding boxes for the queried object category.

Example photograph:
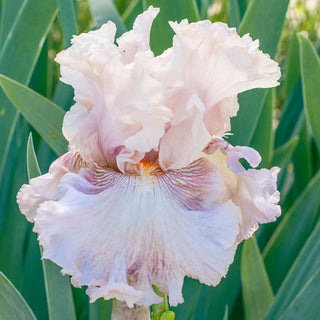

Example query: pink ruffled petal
[17,153,86,222]
[204,137,261,173]
[225,146,261,174]
[167,21,280,117]
[55,8,171,170]
[204,138,281,241]
[153,19,280,166]
[117,6,160,62]
[159,94,211,169]
[236,167,281,240]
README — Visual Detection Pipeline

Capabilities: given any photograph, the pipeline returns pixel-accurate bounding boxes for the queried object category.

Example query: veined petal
[204,138,281,241]
[17,155,240,307]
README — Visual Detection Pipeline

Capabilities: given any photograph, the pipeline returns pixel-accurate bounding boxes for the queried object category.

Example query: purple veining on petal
[18,152,240,307]
[159,158,226,211]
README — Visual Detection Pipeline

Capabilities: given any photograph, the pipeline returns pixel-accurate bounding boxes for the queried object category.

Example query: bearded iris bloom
[17,6,281,319]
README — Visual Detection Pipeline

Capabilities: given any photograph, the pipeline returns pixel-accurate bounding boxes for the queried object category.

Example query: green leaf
[192,247,242,320]
[238,0,249,18]
[57,0,78,48]
[228,0,241,27]
[299,33,320,154]
[222,305,228,320]
[0,272,37,320]
[229,0,290,146]
[88,0,127,37]
[278,269,320,320]
[29,39,49,97]
[265,221,320,319]
[241,237,273,320]
[292,121,313,194]
[250,89,274,167]
[115,0,133,13]
[21,139,50,320]
[0,0,58,182]
[72,287,89,320]
[172,278,201,320]
[1,129,42,320]
[20,230,48,320]
[31,82,72,187]
[27,133,41,180]
[277,164,294,205]
[53,81,75,111]
[239,0,289,57]
[273,43,320,149]
[274,80,304,148]
[146,0,199,55]
[263,170,320,291]
[25,141,77,320]
[42,259,77,320]
[89,299,112,320]
[0,0,57,100]
[0,0,25,45]
[0,118,32,298]
[122,0,143,29]
[196,0,209,19]
[284,32,300,96]
[0,111,18,182]
[0,74,67,156]
[272,136,299,168]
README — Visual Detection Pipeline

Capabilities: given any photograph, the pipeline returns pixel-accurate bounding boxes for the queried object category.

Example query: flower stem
[151,287,175,320]
[111,299,150,320]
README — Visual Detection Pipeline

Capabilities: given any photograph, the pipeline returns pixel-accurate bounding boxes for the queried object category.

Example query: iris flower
[17,7,281,319]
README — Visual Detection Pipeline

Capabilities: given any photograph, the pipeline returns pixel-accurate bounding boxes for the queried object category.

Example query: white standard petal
[55,22,119,95]
[55,10,172,170]
[159,93,211,170]
[61,55,172,169]
[204,138,281,241]
[17,155,240,308]
[156,19,280,143]
[117,6,160,63]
